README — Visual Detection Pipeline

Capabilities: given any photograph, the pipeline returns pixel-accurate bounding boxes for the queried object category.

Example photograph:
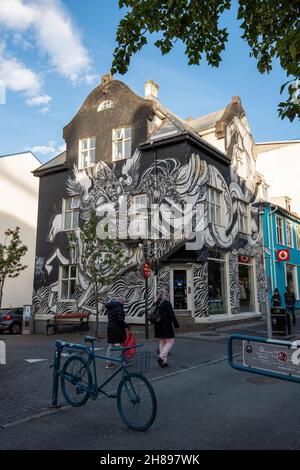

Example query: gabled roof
[33,151,68,176]
[145,98,230,163]
[187,108,226,133]
[0,150,41,163]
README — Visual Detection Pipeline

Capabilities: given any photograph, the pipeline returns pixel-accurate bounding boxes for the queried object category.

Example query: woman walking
[154,289,179,368]
[105,296,129,368]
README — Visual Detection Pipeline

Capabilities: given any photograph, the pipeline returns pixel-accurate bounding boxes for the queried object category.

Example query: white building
[256,140,300,216]
[0,151,40,308]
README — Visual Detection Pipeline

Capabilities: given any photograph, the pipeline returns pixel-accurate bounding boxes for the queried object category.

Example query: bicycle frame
[50,339,142,406]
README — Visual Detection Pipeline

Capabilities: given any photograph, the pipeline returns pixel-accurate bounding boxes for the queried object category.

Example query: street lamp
[138,239,150,339]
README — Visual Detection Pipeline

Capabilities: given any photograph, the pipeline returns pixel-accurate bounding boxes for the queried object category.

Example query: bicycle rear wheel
[117,372,157,431]
[61,355,92,407]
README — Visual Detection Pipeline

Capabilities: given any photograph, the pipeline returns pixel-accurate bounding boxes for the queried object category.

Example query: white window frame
[207,187,223,226]
[79,136,96,169]
[130,194,148,238]
[296,225,300,251]
[276,215,284,245]
[59,265,77,301]
[63,196,80,230]
[286,221,294,248]
[238,200,249,234]
[97,100,113,112]
[112,126,132,161]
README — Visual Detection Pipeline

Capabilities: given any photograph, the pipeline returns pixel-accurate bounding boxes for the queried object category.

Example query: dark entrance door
[173,269,187,309]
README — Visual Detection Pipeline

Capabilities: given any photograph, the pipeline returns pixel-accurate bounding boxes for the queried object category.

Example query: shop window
[238,256,255,312]
[207,251,227,315]
[286,264,299,299]
[173,270,187,310]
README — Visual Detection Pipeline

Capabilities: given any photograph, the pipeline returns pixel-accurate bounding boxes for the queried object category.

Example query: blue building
[263,197,300,311]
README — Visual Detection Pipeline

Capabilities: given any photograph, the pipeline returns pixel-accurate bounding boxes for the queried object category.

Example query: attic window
[97,100,113,112]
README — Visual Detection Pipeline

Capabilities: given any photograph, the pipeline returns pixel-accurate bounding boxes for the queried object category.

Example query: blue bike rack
[50,339,91,408]
[228,334,300,384]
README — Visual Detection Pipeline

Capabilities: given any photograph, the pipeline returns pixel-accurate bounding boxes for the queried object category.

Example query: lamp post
[139,239,150,339]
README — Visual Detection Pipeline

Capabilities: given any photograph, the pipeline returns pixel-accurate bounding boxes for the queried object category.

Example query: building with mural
[32,76,266,331]
[0,151,40,309]
[262,196,300,311]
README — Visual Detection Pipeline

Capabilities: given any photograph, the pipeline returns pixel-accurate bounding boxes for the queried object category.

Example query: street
[1,321,300,450]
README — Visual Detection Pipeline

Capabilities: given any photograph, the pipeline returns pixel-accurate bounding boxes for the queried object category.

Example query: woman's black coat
[106,300,129,344]
[154,300,179,339]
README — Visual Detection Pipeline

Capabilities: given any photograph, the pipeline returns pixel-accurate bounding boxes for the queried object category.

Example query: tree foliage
[112,0,300,121]
[0,227,28,307]
[70,210,125,335]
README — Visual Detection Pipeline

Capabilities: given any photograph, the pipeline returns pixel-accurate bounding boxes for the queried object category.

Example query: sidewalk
[0,318,299,429]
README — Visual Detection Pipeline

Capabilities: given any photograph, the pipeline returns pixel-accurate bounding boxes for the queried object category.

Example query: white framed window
[276,215,284,245]
[112,127,132,161]
[296,225,300,250]
[130,194,148,238]
[79,137,96,168]
[207,187,222,225]
[63,196,80,230]
[97,100,113,112]
[238,201,249,234]
[286,221,294,248]
[59,265,77,300]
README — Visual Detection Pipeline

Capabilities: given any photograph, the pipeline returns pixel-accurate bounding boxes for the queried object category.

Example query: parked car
[0,308,23,334]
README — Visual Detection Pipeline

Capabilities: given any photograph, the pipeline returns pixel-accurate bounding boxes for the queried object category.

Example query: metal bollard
[49,340,63,408]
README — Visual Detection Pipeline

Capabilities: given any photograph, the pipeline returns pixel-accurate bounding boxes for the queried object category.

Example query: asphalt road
[1,321,300,450]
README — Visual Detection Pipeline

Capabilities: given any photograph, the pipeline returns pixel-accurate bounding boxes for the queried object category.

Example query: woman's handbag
[148,302,161,323]
[123,331,136,359]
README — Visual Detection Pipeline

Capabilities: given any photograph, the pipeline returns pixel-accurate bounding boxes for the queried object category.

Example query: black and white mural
[33,83,265,324]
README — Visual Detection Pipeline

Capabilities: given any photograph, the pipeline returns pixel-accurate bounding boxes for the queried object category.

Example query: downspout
[266,204,278,339]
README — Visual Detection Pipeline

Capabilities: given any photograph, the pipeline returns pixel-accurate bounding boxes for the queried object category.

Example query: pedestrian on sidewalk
[105,296,129,368]
[284,286,296,326]
[272,288,281,307]
[154,288,179,368]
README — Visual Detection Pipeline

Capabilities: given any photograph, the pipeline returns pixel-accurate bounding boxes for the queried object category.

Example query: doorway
[238,259,255,312]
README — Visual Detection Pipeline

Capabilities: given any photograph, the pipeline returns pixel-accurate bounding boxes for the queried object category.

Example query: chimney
[231,96,241,104]
[101,73,112,85]
[145,80,159,100]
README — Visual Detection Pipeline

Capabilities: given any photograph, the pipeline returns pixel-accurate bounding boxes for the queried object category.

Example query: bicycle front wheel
[117,373,157,431]
[61,355,92,407]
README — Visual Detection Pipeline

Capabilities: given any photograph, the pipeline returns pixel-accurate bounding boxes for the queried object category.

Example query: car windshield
[0,309,12,315]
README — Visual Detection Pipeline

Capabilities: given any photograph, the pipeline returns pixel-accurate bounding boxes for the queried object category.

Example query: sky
[0,0,299,164]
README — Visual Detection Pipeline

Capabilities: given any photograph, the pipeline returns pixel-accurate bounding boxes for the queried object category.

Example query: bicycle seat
[84,335,100,343]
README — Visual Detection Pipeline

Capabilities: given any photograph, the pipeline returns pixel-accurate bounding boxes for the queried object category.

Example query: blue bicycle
[59,336,157,431]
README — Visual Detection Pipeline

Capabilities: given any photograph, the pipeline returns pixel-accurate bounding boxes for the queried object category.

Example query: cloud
[28,141,66,157]
[0,46,41,96]
[26,94,52,106]
[0,0,93,84]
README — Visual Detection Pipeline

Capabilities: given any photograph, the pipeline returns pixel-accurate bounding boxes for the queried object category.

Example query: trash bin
[271,307,291,336]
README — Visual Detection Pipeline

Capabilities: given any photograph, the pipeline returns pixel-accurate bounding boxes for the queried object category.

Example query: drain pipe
[266,204,278,338]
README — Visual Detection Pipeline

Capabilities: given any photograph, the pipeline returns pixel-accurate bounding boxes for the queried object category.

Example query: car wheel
[10,323,21,335]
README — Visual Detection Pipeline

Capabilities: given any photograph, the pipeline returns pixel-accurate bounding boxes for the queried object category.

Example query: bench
[46,312,89,335]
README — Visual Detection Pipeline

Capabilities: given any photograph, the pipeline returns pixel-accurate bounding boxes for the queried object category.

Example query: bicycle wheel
[61,355,92,407]
[117,373,157,431]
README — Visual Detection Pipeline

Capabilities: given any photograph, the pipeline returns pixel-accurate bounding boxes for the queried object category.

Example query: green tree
[70,210,125,336]
[0,227,28,307]
[112,0,300,121]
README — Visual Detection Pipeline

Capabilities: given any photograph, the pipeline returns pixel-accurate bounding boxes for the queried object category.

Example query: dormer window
[112,127,132,161]
[97,100,113,112]
[79,137,95,168]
